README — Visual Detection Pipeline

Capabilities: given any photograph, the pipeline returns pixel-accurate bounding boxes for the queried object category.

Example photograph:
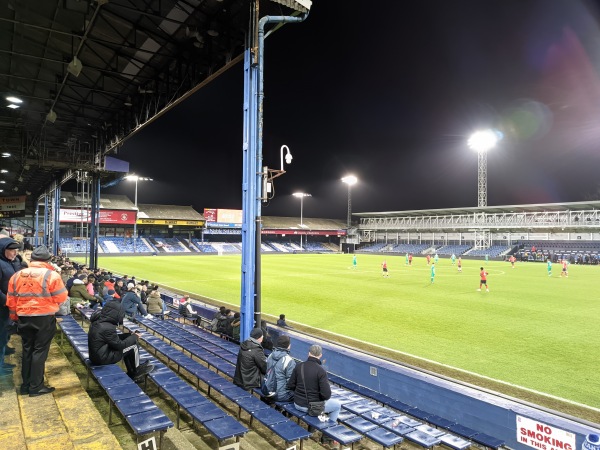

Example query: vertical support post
[347,184,352,228]
[133,178,138,253]
[43,195,49,247]
[89,175,100,269]
[34,205,39,246]
[53,185,61,255]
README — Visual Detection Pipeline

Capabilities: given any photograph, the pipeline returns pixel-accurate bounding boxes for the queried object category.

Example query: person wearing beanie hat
[102,289,117,307]
[262,334,296,402]
[6,245,68,396]
[233,328,267,390]
[0,236,23,370]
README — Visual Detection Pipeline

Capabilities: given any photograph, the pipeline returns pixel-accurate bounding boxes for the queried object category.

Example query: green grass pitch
[90,253,598,409]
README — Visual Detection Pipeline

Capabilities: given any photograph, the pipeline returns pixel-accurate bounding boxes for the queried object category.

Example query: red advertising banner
[203,208,217,222]
[60,208,137,224]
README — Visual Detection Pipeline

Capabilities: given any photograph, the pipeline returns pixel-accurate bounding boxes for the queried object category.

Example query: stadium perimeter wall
[162,294,600,450]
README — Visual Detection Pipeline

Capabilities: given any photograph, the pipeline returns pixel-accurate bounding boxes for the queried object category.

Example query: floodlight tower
[293,192,311,249]
[467,130,498,249]
[341,175,358,228]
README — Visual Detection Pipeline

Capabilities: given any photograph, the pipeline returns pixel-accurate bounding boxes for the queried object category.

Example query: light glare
[341,175,358,186]
[6,96,23,103]
[468,130,498,152]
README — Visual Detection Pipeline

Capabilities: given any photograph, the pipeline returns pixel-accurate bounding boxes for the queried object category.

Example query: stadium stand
[466,245,510,258]
[434,244,471,256]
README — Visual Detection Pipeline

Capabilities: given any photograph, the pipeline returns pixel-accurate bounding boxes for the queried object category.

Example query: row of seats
[134,316,505,450]
[57,315,174,447]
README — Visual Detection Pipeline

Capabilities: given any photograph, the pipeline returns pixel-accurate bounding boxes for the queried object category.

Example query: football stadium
[1,1,600,450]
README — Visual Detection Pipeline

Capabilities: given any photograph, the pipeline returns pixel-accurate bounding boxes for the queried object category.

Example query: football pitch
[92,253,599,411]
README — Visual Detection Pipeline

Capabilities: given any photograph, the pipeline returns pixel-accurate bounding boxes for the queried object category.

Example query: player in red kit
[560,259,568,278]
[509,255,516,269]
[478,267,489,292]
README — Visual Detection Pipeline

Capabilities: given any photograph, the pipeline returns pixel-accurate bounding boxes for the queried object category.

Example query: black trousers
[18,315,56,391]
[119,333,139,376]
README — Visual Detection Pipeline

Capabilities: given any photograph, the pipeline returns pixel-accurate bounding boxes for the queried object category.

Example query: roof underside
[0,0,300,213]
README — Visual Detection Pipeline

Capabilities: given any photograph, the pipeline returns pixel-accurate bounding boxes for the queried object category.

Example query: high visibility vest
[7,262,68,320]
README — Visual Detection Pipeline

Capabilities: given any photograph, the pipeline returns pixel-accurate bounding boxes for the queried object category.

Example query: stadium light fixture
[293,192,311,250]
[6,96,22,104]
[126,175,153,252]
[467,129,498,152]
[341,175,358,228]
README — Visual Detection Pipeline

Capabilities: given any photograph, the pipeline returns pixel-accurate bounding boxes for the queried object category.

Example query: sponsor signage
[203,208,242,224]
[138,219,204,226]
[516,415,575,450]
[0,196,26,215]
[262,229,346,236]
[60,208,137,224]
[207,222,241,228]
[203,208,217,222]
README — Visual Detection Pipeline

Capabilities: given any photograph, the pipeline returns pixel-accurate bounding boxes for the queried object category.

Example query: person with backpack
[261,335,296,402]
[208,306,226,331]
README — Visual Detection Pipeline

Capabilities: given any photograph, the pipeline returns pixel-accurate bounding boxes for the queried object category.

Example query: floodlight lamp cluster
[468,130,498,152]
[341,175,358,186]
[126,175,153,182]
[293,192,311,198]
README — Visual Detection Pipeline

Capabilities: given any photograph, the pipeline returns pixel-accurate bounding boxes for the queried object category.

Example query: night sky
[104,0,600,219]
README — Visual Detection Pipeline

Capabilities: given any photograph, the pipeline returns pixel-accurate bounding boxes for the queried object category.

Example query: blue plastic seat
[405,430,442,448]
[343,400,378,415]
[269,421,312,443]
[202,416,248,441]
[250,408,289,426]
[448,424,479,438]
[380,419,414,435]
[472,432,505,449]
[440,433,472,450]
[397,415,422,428]
[126,408,173,435]
[343,416,379,433]
[321,424,363,446]
[366,427,404,448]
[416,424,446,437]
[301,414,337,431]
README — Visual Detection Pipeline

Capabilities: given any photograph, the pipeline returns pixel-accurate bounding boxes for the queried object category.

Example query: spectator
[121,283,151,318]
[261,320,273,351]
[287,344,341,423]
[178,296,199,324]
[277,314,292,328]
[88,301,154,381]
[103,289,116,306]
[215,309,231,335]
[146,286,165,317]
[70,275,100,309]
[231,312,241,341]
[264,335,296,402]
[139,283,148,304]
[209,306,226,331]
[0,237,23,370]
[114,279,125,298]
[233,328,267,390]
[7,246,68,396]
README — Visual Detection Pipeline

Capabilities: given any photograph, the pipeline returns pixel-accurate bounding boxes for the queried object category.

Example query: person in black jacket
[287,344,341,422]
[233,328,267,390]
[88,301,154,381]
[0,237,23,371]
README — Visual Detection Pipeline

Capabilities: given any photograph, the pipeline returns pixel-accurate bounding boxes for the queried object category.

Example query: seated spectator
[215,309,232,335]
[231,312,241,342]
[287,344,341,424]
[264,335,296,402]
[209,306,226,331]
[103,289,116,306]
[277,314,292,328]
[88,301,154,381]
[70,274,101,309]
[121,283,151,318]
[146,286,165,317]
[114,279,125,298]
[233,328,267,390]
[261,320,274,351]
[178,296,199,324]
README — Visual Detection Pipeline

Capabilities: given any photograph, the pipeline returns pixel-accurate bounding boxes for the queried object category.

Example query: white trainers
[144,314,153,319]
[318,413,328,422]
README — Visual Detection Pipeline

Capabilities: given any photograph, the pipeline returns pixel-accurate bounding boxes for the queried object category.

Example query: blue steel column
[34,206,39,246]
[240,46,258,341]
[43,195,49,247]
[53,185,61,255]
[239,12,308,341]
[89,175,100,269]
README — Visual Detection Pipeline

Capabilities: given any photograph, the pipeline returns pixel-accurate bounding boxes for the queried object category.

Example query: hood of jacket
[91,300,125,325]
[73,278,84,285]
[269,347,290,363]
[0,237,18,262]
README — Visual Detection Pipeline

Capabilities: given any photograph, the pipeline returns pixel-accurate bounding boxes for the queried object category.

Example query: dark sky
[104,0,600,219]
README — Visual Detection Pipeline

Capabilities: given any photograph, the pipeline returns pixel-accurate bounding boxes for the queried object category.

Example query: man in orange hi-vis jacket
[7,245,68,397]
